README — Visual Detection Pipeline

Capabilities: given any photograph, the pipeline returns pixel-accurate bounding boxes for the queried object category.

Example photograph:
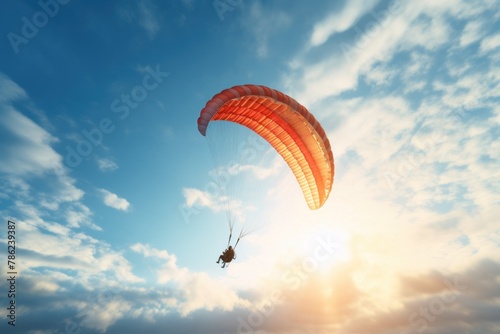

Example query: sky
[0,0,499,333]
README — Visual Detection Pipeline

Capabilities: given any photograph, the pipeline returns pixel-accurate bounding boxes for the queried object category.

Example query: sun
[295,225,351,274]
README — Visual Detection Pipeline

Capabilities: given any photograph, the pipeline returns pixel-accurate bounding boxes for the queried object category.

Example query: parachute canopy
[198,84,334,210]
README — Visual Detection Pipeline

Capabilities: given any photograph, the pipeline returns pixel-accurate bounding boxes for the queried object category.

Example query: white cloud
[362,61,397,86]
[96,157,118,172]
[0,75,96,279]
[181,184,258,225]
[131,243,186,283]
[0,75,85,213]
[66,203,101,230]
[99,189,130,211]
[0,73,27,103]
[13,211,143,290]
[399,13,451,51]
[0,107,61,175]
[78,298,133,332]
[310,0,380,47]
[460,19,485,47]
[31,280,60,294]
[131,243,249,317]
[0,175,30,199]
[284,2,414,106]
[175,272,247,316]
[227,159,283,180]
[480,32,500,53]
[51,170,85,205]
[131,243,172,260]
[283,1,497,106]
[182,187,222,211]
[98,252,143,283]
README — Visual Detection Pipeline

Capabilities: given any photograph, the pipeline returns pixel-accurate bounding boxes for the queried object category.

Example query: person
[216,245,236,268]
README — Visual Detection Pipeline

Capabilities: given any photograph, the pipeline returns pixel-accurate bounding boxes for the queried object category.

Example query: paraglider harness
[217,232,240,268]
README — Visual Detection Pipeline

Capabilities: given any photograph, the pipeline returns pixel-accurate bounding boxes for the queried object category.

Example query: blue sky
[0,0,499,333]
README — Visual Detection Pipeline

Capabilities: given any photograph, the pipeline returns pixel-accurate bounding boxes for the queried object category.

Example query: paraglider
[198,84,334,267]
[216,245,236,268]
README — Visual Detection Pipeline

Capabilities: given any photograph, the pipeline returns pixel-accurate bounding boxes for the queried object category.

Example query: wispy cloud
[99,189,130,211]
[180,158,284,221]
[0,73,27,103]
[0,74,85,215]
[96,157,119,172]
[0,107,61,175]
[310,0,380,47]
[241,1,292,58]
[66,202,100,230]
[480,32,500,53]
[460,19,486,47]
[138,0,160,39]
[131,243,173,259]
[116,0,160,40]
[182,187,227,212]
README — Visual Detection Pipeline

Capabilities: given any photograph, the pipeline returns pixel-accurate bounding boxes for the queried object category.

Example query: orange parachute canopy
[198,84,334,210]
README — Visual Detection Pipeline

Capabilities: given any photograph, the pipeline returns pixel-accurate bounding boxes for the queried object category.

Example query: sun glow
[297,226,352,273]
